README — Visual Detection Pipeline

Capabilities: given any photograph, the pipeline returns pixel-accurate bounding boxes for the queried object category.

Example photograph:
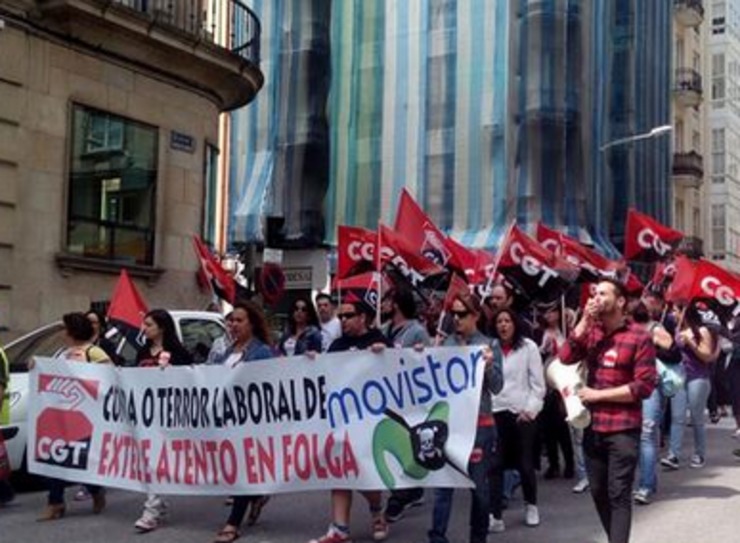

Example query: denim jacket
[210,339,274,365]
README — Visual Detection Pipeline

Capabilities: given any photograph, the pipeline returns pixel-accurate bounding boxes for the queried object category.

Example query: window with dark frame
[66,105,158,265]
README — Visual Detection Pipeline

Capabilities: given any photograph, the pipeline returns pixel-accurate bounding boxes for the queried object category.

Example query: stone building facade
[0,0,262,339]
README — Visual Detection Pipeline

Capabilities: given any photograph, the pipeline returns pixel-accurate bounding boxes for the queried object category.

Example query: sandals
[246,495,269,526]
[213,526,240,543]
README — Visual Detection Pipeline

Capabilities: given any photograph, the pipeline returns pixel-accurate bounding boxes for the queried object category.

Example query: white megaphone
[546,358,591,429]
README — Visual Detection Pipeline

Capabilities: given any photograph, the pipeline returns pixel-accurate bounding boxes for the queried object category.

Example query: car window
[5,324,66,373]
[179,319,225,365]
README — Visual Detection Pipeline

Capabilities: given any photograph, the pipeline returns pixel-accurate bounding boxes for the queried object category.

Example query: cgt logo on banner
[27,348,483,495]
[35,375,100,470]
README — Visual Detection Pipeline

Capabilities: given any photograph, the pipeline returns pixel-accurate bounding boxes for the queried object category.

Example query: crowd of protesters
[3,275,740,543]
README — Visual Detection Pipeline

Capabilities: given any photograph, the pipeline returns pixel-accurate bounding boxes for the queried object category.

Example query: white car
[1,311,226,473]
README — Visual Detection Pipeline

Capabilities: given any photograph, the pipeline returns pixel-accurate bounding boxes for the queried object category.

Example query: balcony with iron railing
[7,0,264,110]
[674,0,704,28]
[673,68,703,108]
[672,150,704,188]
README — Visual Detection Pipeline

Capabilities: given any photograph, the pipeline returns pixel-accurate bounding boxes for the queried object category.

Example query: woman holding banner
[133,309,193,533]
[211,301,275,543]
[278,297,323,357]
[426,291,503,543]
[38,312,110,521]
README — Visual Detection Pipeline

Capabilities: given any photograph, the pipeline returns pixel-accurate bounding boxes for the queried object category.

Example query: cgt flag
[394,189,460,269]
[681,259,740,332]
[337,225,378,280]
[536,223,626,283]
[107,269,148,349]
[497,225,579,304]
[625,209,684,262]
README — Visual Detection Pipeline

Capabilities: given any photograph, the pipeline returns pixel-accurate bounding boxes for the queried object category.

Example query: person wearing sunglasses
[279,298,323,357]
[426,291,503,543]
[309,297,392,543]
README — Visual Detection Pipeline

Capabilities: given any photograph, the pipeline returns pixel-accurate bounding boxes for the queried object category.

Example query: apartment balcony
[672,151,704,188]
[673,68,703,109]
[674,0,704,28]
[26,0,263,110]
[678,236,703,258]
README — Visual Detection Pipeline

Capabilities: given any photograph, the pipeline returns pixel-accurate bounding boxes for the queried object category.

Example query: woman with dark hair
[661,305,719,470]
[37,312,110,520]
[85,309,120,364]
[490,307,545,532]
[278,298,322,356]
[211,301,275,543]
[133,309,192,532]
[136,309,192,368]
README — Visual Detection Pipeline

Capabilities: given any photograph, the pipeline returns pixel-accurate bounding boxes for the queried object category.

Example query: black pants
[541,390,575,473]
[227,495,264,527]
[490,412,538,518]
[583,429,640,543]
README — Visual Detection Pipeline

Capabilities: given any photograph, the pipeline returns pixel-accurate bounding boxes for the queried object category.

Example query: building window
[203,143,219,246]
[66,105,158,265]
[712,204,726,252]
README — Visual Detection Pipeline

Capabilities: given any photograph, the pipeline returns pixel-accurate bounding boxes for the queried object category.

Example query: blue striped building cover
[229,0,672,257]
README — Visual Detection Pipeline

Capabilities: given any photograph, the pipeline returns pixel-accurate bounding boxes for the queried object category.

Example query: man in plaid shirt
[559,279,656,543]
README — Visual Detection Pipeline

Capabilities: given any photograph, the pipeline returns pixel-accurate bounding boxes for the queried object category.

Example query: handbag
[656,358,685,398]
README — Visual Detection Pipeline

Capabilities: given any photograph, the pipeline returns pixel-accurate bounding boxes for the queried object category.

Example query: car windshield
[5,323,66,373]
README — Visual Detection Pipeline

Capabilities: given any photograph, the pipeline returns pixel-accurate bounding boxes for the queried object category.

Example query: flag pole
[376,220,383,328]
[482,219,516,303]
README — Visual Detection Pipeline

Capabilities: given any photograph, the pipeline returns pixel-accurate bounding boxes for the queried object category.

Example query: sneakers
[660,454,680,470]
[732,429,740,439]
[524,504,540,527]
[134,515,160,533]
[488,514,505,533]
[689,454,705,468]
[633,488,651,505]
[74,486,91,501]
[572,478,589,494]
[371,514,389,541]
[383,493,424,523]
[309,525,352,543]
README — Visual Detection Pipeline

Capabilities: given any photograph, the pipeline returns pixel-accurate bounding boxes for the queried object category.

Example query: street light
[599,124,673,151]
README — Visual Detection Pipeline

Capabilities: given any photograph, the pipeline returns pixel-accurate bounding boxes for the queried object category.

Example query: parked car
[0,311,226,473]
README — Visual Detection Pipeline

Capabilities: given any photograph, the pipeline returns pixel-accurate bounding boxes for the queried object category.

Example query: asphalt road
[2,420,739,543]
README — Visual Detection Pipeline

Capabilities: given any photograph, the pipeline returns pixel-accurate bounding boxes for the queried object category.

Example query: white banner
[27,347,485,495]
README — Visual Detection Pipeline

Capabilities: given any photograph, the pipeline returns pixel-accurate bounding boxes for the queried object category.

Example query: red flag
[442,272,473,311]
[684,259,740,329]
[665,256,697,304]
[497,225,579,303]
[379,224,446,289]
[192,235,237,303]
[333,272,389,314]
[625,209,684,262]
[107,269,148,329]
[394,189,459,269]
[537,222,626,283]
[337,225,378,280]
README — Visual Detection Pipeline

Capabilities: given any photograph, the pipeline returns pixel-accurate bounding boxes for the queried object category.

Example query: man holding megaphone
[559,279,657,543]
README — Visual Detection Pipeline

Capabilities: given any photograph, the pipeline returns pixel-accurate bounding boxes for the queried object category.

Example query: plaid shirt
[559,320,656,433]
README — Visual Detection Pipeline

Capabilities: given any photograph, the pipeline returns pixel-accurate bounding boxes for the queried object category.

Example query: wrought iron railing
[112,0,261,64]
[674,68,702,94]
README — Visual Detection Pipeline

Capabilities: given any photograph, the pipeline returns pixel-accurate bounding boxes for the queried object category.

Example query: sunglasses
[294,305,308,312]
[338,312,358,320]
[450,309,471,319]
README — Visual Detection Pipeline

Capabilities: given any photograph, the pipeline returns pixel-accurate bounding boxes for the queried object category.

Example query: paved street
[2,420,739,543]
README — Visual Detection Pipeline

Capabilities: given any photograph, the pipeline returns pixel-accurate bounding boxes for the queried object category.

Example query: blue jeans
[668,378,711,459]
[638,388,663,493]
[429,425,495,543]
[570,426,586,480]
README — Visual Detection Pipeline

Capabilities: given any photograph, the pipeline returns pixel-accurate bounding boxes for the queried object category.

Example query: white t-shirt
[320,317,341,351]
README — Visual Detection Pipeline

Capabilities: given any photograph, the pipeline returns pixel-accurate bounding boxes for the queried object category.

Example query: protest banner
[27,347,484,495]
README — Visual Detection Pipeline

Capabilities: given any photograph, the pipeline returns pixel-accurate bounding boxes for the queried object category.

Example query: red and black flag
[394,188,460,269]
[192,235,240,304]
[497,225,579,303]
[336,225,378,280]
[107,269,148,350]
[679,259,740,333]
[536,223,626,283]
[624,209,684,262]
[379,224,446,290]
